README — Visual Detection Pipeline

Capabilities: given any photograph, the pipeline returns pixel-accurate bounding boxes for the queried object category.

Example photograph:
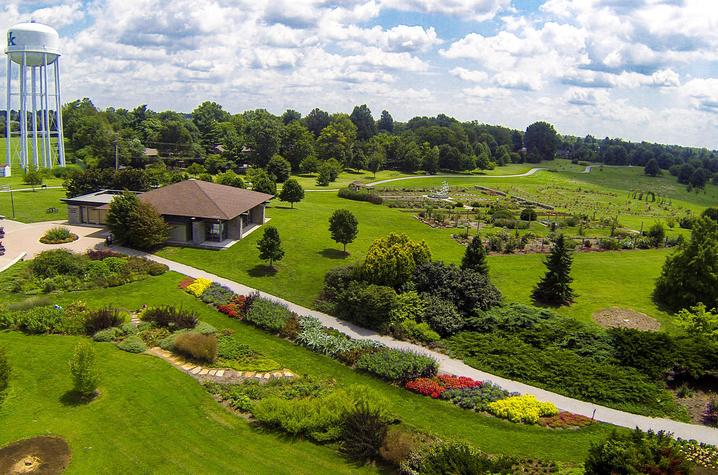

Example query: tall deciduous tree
[461,235,488,275]
[257,226,284,268]
[266,154,292,183]
[249,169,277,195]
[350,104,377,140]
[524,121,558,163]
[280,121,314,171]
[532,234,574,306]
[279,178,304,208]
[304,108,331,137]
[106,192,169,249]
[243,109,283,167]
[644,158,660,177]
[377,110,394,133]
[654,217,718,311]
[329,209,359,253]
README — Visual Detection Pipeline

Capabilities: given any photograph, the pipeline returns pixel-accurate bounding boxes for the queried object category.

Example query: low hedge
[337,187,383,204]
[356,348,438,382]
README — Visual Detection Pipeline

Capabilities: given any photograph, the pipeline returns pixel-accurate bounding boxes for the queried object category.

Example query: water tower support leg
[5,57,11,170]
[31,67,39,169]
[19,53,27,170]
[43,55,52,169]
[54,59,65,167]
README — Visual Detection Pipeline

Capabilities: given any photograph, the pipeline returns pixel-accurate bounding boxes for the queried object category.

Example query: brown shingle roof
[139,180,273,220]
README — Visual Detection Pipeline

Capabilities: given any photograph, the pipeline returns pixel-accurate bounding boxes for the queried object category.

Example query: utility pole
[114,135,119,170]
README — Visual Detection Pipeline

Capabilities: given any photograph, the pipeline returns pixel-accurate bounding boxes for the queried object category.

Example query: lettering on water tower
[7,31,16,47]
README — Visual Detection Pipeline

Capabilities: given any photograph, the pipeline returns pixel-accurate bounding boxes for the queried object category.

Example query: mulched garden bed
[0,436,70,474]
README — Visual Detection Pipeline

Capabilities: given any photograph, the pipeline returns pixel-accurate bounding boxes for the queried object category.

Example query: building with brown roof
[62,180,273,248]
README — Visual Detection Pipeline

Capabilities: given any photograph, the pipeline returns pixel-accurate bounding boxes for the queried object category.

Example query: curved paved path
[117,246,718,445]
[366,167,547,186]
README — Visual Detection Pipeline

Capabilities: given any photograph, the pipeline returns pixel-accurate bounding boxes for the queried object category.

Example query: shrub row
[337,187,383,204]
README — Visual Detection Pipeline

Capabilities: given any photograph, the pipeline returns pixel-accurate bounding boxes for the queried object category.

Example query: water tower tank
[6,22,60,67]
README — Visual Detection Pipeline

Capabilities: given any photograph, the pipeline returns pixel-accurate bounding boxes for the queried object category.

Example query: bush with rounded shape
[422,295,465,337]
[486,395,558,424]
[93,327,124,342]
[266,154,292,183]
[379,428,418,467]
[401,441,515,475]
[31,249,87,279]
[356,348,438,382]
[520,208,538,221]
[69,341,100,398]
[40,226,78,244]
[361,233,431,288]
[174,332,218,362]
[334,281,397,331]
[117,336,147,353]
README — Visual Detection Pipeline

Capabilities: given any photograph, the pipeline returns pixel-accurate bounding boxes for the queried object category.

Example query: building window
[205,221,227,242]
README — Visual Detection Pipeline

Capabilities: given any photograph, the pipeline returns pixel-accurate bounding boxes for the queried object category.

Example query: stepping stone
[181,364,194,370]
[199,369,209,375]
[208,369,217,376]
[245,372,256,378]
[272,372,283,378]
[216,370,225,377]
[260,373,271,380]
[283,371,294,377]
[191,367,202,374]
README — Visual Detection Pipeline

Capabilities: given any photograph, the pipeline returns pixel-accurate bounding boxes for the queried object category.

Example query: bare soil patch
[0,436,70,475]
[592,307,661,331]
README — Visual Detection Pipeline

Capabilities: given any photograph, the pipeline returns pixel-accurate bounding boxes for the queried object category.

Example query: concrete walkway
[0,218,108,271]
[116,246,718,445]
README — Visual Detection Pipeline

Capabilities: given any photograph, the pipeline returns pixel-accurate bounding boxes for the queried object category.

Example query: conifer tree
[461,235,488,275]
[532,234,574,305]
[257,226,284,269]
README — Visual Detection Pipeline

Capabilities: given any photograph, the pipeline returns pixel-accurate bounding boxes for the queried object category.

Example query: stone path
[146,347,296,383]
[117,246,718,445]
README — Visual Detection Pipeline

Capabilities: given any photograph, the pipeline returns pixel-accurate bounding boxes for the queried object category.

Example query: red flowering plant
[438,374,482,390]
[230,294,249,315]
[217,303,241,319]
[405,374,483,399]
[178,277,196,290]
[538,411,593,429]
[405,378,446,399]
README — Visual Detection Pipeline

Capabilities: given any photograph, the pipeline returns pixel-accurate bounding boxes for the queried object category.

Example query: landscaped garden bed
[39,226,78,245]
[4,249,168,294]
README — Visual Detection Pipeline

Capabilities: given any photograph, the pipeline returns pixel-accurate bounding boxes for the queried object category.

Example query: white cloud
[381,0,511,21]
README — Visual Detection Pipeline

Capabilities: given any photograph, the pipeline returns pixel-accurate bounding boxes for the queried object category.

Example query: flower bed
[487,395,559,424]
[538,411,593,429]
[184,277,212,298]
[180,277,583,428]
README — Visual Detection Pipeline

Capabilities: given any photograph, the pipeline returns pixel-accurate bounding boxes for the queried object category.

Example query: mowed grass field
[158,188,680,330]
[0,271,617,470]
[0,137,67,222]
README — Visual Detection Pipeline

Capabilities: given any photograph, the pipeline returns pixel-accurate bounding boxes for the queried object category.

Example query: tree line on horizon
[4,99,718,187]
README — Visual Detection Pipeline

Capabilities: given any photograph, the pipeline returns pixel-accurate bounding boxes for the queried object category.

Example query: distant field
[158,189,681,331]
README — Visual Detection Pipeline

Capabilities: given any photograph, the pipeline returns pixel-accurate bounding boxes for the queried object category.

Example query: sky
[3,0,718,148]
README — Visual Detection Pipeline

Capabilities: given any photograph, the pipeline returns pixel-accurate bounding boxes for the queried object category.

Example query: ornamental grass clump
[487,394,558,424]
[40,226,78,244]
[174,332,218,363]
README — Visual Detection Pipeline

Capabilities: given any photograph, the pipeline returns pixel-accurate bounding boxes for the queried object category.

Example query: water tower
[3,21,66,177]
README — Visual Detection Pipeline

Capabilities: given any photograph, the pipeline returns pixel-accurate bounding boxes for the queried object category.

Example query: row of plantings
[6,249,168,294]
[177,274,604,430]
[204,376,564,472]
[312,231,718,422]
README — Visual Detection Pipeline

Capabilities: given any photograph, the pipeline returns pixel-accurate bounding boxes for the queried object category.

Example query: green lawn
[157,190,679,330]
[0,272,617,468]
[0,332,375,474]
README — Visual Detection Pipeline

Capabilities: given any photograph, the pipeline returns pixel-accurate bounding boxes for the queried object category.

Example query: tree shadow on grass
[60,390,97,407]
[248,265,278,277]
[272,205,295,210]
[319,248,348,259]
